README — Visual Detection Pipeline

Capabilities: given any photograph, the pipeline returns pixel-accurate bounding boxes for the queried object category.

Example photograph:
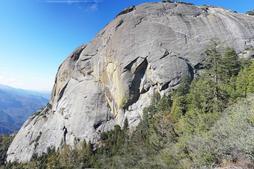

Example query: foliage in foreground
[2,46,254,169]
[188,95,254,168]
[0,136,13,169]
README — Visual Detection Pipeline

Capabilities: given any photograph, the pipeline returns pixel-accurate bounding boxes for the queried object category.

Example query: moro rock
[7,2,254,162]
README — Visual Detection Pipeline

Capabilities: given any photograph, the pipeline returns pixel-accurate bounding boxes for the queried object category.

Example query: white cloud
[44,0,102,11]
[46,0,97,4]
[88,3,98,11]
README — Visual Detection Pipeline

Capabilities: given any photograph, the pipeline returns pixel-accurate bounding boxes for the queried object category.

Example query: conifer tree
[221,48,240,79]
[204,45,226,112]
[171,75,191,121]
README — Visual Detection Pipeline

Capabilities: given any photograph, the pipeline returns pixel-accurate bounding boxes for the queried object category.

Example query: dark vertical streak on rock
[57,82,69,102]
[123,58,148,109]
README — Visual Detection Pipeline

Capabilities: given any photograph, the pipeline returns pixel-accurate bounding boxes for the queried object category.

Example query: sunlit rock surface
[7,2,254,162]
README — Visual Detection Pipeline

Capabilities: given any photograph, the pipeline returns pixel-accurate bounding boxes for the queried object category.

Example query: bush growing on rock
[246,10,254,15]
[161,0,174,3]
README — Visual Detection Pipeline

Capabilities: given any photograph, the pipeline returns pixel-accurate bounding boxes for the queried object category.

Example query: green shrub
[187,95,254,168]
[246,10,254,15]
[0,136,13,167]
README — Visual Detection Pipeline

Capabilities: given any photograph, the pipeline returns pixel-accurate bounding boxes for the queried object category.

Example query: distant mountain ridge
[0,84,50,99]
[0,84,49,135]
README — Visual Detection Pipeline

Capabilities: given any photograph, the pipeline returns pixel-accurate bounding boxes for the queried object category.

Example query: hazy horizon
[0,0,253,92]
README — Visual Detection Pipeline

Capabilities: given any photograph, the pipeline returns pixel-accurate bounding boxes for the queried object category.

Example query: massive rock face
[7,2,254,162]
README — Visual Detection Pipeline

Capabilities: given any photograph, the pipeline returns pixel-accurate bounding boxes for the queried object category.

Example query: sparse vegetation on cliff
[246,10,254,15]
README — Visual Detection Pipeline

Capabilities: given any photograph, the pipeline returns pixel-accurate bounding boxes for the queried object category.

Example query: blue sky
[0,0,253,92]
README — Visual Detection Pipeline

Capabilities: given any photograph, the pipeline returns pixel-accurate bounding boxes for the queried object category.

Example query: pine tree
[202,46,241,110]
[246,61,254,93]
[171,76,191,122]
[236,61,254,97]
[204,45,227,112]
[221,48,240,79]
[219,48,240,99]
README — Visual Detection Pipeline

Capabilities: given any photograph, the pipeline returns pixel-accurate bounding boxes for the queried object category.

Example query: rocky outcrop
[7,2,254,162]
